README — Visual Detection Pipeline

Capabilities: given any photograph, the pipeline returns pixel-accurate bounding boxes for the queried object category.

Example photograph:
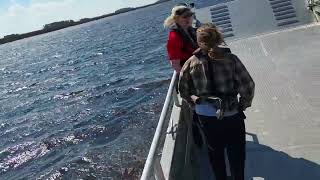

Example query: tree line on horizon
[0,0,171,45]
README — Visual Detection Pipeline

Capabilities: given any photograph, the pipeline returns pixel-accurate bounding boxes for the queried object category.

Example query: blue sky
[0,0,157,37]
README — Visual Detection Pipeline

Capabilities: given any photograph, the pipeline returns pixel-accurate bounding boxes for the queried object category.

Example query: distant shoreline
[0,0,171,45]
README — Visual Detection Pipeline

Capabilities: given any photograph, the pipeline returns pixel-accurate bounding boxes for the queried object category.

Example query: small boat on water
[141,0,320,179]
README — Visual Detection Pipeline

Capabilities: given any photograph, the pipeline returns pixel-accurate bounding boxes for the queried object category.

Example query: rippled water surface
[0,1,176,179]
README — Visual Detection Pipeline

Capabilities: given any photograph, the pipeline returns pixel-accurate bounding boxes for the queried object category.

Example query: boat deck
[194,22,320,180]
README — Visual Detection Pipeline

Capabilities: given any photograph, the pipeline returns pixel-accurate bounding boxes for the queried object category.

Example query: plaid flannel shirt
[178,52,255,111]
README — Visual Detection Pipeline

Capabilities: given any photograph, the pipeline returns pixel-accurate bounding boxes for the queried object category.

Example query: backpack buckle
[206,96,224,120]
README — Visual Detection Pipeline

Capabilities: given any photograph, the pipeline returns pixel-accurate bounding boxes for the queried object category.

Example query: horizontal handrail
[140,71,178,180]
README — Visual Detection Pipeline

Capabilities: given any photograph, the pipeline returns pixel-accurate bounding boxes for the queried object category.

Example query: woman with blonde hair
[179,23,255,180]
[164,5,198,72]
[164,5,206,148]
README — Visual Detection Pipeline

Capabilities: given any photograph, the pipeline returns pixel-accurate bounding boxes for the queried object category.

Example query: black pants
[192,112,203,147]
[198,113,246,180]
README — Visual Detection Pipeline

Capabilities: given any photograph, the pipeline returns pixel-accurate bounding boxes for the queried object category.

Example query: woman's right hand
[170,60,181,73]
[191,95,201,104]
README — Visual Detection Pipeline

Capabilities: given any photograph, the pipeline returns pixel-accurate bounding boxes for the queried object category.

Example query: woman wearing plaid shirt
[179,23,255,180]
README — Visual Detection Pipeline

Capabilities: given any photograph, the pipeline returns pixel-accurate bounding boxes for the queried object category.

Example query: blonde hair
[196,23,225,59]
[163,6,187,28]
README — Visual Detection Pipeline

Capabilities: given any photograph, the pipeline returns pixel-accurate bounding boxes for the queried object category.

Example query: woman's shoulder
[223,52,239,62]
[181,55,198,72]
[186,55,202,66]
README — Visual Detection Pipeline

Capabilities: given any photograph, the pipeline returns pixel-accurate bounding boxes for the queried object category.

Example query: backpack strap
[172,25,198,52]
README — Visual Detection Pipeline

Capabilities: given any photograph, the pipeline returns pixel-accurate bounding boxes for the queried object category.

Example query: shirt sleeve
[178,60,195,106]
[233,55,255,110]
[167,31,184,61]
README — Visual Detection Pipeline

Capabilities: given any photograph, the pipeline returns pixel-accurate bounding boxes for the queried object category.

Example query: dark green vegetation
[0,0,171,44]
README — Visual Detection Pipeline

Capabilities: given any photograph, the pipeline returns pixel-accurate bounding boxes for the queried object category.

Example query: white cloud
[0,0,157,37]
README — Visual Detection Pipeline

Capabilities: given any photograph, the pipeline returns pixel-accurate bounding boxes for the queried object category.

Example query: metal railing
[140,71,178,180]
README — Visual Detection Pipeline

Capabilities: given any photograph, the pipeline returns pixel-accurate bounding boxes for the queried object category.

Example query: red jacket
[166,31,196,63]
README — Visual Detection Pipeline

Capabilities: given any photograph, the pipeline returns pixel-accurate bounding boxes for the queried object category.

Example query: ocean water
[0,1,176,179]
